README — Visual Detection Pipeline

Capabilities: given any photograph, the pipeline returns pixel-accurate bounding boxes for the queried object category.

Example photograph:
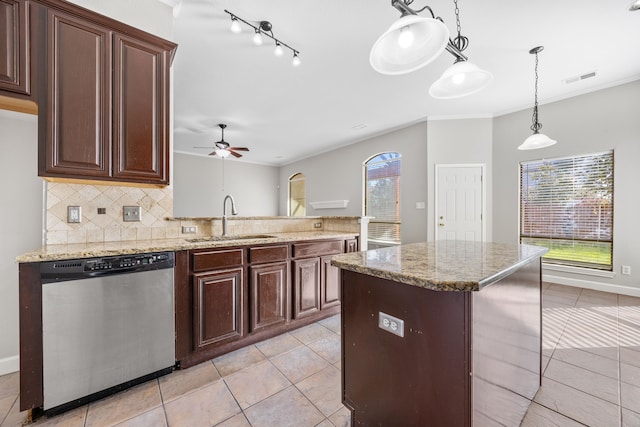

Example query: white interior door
[435,165,484,241]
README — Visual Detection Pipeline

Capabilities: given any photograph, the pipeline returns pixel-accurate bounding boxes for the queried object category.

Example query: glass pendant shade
[518,132,557,150]
[429,60,493,99]
[216,149,231,158]
[370,14,450,75]
[252,31,263,45]
[230,19,242,34]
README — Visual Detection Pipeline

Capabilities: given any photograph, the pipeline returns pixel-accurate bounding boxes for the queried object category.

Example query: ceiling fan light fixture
[370,14,450,75]
[630,0,640,11]
[429,60,493,99]
[215,149,231,158]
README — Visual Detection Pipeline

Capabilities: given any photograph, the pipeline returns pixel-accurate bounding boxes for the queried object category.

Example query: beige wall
[426,118,493,241]
[493,80,640,294]
[0,110,41,375]
[173,152,280,217]
[279,122,429,244]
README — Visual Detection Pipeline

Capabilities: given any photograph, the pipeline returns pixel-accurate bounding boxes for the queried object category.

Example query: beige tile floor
[521,283,640,427]
[1,283,639,426]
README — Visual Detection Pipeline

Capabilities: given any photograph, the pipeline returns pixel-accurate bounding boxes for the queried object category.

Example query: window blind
[520,150,614,270]
[365,153,401,243]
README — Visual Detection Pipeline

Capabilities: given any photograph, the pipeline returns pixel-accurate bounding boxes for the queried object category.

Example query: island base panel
[472,259,541,425]
[341,271,471,426]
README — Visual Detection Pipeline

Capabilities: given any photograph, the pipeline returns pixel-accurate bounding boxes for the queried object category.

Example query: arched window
[288,173,306,216]
[364,152,401,247]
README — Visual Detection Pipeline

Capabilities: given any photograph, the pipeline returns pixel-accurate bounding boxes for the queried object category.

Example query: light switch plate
[67,206,81,223]
[123,206,142,222]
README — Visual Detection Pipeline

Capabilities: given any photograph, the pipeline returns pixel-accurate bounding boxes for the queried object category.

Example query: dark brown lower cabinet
[193,267,244,349]
[176,239,353,368]
[321,255,340,309]
[249,261,288,332]
[292,257,321,319]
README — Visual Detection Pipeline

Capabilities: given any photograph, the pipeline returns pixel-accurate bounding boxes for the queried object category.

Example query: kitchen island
[331,240,547,426]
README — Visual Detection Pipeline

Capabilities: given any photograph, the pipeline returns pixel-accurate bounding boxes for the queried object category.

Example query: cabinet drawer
[192,248,244,272]
[292,240,344,258]
[249,245,288,264]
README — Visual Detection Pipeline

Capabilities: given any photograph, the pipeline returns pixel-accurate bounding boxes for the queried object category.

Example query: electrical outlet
[378,312,404,337]
[123,206,142,222]
[415,202,426,209]
[622,265,631,275]
[67,206,81,223]
[182,226,198,234]
[314,222,322,229]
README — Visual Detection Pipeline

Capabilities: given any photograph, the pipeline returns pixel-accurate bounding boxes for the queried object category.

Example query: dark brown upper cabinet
[0,0,30,95]
[42,9,111,178]
[36,0,176,185]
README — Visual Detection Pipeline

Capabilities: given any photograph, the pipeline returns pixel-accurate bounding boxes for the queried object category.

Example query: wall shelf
[310,200,349,209]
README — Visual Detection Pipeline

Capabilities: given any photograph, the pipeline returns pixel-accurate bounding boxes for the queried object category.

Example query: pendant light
[369,1,450,75]
[428,0,492,99]
[518,46,557,150]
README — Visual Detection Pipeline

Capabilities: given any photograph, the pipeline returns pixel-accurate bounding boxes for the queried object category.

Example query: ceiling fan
[194,124,249,158]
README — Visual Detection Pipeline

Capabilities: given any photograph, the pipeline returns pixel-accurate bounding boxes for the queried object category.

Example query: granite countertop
[330,241,548,292]
[16,231,358,263]
[166,216,364,221]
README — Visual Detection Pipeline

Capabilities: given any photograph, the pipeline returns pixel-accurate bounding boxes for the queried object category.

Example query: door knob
[439,223,445,227]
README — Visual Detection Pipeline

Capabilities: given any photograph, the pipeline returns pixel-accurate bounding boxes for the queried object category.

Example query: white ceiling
[170,0,640,166]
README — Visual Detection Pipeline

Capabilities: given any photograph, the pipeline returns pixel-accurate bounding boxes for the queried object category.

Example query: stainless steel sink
[186,234,275,243]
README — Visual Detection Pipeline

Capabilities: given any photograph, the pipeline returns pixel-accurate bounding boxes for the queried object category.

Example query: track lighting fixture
[371,0,492,99]
[224,10,301,66]
[518,46,557,150]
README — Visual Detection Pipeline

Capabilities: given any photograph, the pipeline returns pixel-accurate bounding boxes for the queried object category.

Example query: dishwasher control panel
[40,252,174,283]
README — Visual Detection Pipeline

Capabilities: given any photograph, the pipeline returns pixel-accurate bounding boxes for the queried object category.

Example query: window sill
[542,263,615,278]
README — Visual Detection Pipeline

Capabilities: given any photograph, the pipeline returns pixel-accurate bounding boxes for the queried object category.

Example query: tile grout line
[617,293,623,427]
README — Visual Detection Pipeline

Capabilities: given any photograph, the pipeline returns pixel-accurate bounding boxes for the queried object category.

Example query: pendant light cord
[531,51,542,133]
[452,0,469,53]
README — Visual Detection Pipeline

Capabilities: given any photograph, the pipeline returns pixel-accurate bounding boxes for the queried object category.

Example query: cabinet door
[321,255,341,309]
[112,33,169,184]
[42,9,111,177]
[0,0,29,95]
[292,257,320,319]
[249,261,288,332]
[193,267,244,349]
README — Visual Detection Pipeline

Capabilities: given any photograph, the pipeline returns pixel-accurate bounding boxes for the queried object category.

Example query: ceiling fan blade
[229,150,242,158]
[208,151,219,156]
[194,146,215,149]
[229,147,249,151]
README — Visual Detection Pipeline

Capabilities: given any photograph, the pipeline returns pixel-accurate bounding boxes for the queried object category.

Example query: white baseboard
[0,355,19,376]
[543,274,640,297]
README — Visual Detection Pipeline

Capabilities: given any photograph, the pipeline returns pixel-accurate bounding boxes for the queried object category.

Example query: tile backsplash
[44,182,363,245]
[45,182,178,245]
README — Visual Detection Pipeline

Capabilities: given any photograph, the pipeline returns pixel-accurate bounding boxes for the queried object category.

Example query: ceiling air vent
[562,71,597,85]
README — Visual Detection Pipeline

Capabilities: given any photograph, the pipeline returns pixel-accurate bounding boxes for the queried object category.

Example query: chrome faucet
[222,194,237,236]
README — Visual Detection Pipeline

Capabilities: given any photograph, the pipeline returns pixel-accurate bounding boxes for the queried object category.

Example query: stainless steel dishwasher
[40,251,175,413]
